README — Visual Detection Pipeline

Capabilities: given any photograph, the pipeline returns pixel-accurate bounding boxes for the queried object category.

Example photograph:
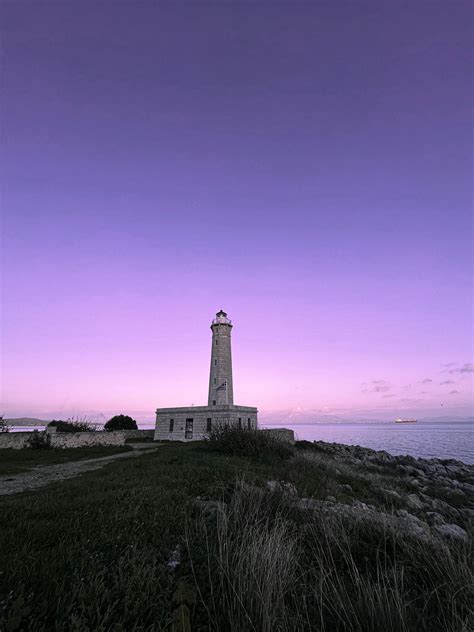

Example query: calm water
[7,420,473,464]
[262,421,474,464]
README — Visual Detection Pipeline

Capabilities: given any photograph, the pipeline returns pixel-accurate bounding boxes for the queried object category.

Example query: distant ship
[394,417,417,424]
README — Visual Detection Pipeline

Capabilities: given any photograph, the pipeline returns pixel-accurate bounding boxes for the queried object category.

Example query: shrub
[27,430,51,449]
[104,414,138,431]
[0,415,9,433]
[204,425,294,462]
[48,418,96,433]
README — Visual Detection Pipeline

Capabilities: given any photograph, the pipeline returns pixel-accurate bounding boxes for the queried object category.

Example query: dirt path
[0,444,160,496]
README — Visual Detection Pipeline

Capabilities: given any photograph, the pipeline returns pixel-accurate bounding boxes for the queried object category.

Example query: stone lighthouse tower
[208,310,234,406]
[154,309,258,441]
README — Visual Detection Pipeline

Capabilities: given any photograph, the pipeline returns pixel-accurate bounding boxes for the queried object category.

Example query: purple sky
[1,1,472,422]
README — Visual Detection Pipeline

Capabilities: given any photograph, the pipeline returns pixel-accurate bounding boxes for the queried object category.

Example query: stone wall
[50,431,128,449]
[0,429,154,450]
[260,428,295,444]
[155,405,258,442]
[0,432,37,449]
[122,429,155,441]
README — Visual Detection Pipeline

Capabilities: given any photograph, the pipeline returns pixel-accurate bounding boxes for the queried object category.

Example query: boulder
[338,484,353,494]
[406,494,424,510]
[425,512,445,526]
[265,480,298,496]
[352,500,369,511]
[382,489,401,501]
[395,510,431,538]
[433,523,469,544]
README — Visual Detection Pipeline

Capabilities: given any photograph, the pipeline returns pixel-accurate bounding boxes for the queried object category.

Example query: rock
[382,489,401,501]
[378,451,394,462]
[462,508,474,521]
[434,523,469,544]
[425,512,445,526]
[166,544,183,571]
[419,492,435,507]
[295,498,321,510]
[338,484,353,493]
[265,480,298,496]
[326,495,337,503]
[352,500,369,511]
[395,511,431,538]
[406,493,424,510]
[445,465,463,476]
[430,498,461,519]
[403,465,425,477]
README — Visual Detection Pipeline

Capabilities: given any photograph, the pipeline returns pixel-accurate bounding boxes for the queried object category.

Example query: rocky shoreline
[294,440,473,542]
[199,439,474,545]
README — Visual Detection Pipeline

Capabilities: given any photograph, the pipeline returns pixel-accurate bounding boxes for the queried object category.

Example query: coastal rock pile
[294,441,473,542]
[196,440,473,546]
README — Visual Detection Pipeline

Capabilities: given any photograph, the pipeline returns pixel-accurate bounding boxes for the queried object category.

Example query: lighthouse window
[213,378,217,384]
[247,417,251,430]
[169,419,174,433]
[214,359,217,366]
[215,339,218,345]
[238,417,242,428]
[206,418,212,432]
[213,400,216,406]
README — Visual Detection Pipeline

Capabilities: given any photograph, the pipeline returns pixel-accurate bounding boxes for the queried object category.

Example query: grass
[0,433,472,631]
[0,445,133,476]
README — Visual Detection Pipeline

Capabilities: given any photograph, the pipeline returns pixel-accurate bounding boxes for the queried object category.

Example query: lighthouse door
[185,419,194,439]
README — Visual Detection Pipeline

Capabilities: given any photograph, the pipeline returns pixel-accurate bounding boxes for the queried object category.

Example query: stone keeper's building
[154,310,258,441]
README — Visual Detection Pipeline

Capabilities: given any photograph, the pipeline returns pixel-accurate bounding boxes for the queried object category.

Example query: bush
[27,430,51,449]
[0,415,9,433]
[104,415,138,431]
[48,418,96,433]
[204,425,294,462]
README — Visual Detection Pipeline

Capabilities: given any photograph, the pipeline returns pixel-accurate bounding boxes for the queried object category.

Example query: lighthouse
[208,310,234,406]
[154,310,258,441]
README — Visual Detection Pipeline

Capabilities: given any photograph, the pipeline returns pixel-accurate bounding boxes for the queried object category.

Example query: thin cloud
[440,380,455,385]
[447,363,474,375]
[382,394,395,398]
[361,379,391,394]
[421,378,432,384]
[449,390,460,395]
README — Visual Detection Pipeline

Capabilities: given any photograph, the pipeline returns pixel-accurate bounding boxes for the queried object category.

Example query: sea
[262,421,474,464]
[7,420,473,464]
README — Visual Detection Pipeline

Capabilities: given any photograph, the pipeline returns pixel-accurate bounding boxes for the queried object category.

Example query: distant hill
[4,417,50,426]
